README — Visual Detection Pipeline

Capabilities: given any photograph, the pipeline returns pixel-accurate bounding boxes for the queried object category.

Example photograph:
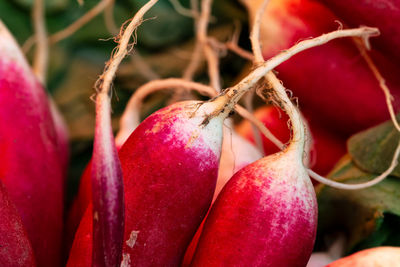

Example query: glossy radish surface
[0,21,63,267]
[68,100,226,266]
[0,181,36,267]
[191,148,317,266]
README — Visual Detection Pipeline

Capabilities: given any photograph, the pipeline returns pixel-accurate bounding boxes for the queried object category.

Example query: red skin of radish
[67,101,224,266]
[0,181,36,267]
[326,247,400,267]
[49,100,70,177]
[236,106,346,175]
[191,149,317,266]
[317,0,400,62]
[243,0,400,135]
[65,163,92,254]
[0,22,63,267]
[236,106,291,155]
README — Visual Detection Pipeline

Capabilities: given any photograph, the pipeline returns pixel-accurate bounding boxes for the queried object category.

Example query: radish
[66,78,263,256]
[236,106,346,175]
[317,0,400,62]
[326,247,400,267]
[0,181,36,267]
[191,146,317,266]
[67,22,379,265]
[190,3,381,264]
[241,0,400,135]
[190,71,317,267]
[49,99,70,177]
[67,99,227,266]
[0,20,63,267]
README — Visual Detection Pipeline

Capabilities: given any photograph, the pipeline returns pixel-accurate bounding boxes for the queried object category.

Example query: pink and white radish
[0,20,64,267]
[191,3,382,264]
[67,19,379,265]
[65,78,263,254]
[191,62,317,267]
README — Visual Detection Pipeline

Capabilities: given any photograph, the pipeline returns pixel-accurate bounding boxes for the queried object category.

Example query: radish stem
[223,27,380,109]
[92,1,158,266]
[250,0,304,157]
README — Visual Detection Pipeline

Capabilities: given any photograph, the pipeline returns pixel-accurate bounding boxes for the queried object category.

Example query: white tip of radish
[146,101,225,164]
[0,20,30,68]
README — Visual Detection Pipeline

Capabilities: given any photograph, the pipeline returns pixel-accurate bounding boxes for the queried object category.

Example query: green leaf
[316,155,400,254]
[348,115,400,178]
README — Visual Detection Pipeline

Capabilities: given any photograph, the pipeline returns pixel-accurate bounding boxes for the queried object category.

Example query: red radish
[191,146,317,266]
[236,106,346,175]
[317,0,400,62]
[241,0,400,135]
[0,20,63,267]
[66,79,262,258]
[236,106,290,155]
[65,163,92,254]
[326,247,400,267]
[191,73,317,266]
[67,25,379,265]
[49,99,70,176]
[68,100,227,266]
[84,1,167,264]
[67,206,93,267]
[0,181,36,267]
[91,90,124,266]
[190,7,379,263]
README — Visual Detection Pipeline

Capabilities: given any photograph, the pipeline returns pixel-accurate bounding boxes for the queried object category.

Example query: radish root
[32,0,48,84]
[91,0,158,265]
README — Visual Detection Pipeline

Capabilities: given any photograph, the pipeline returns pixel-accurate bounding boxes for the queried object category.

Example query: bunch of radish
[66,0,381,263]
[2,0,400,266]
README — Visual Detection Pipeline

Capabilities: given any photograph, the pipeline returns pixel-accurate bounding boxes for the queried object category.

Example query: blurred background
[0,0,251,205]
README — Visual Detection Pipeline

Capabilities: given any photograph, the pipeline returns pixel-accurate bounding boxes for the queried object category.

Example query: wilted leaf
[316,155,400,254]
[348,114,400,178]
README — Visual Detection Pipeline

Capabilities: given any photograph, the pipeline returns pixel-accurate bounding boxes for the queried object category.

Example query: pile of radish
[1,0,400,266]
